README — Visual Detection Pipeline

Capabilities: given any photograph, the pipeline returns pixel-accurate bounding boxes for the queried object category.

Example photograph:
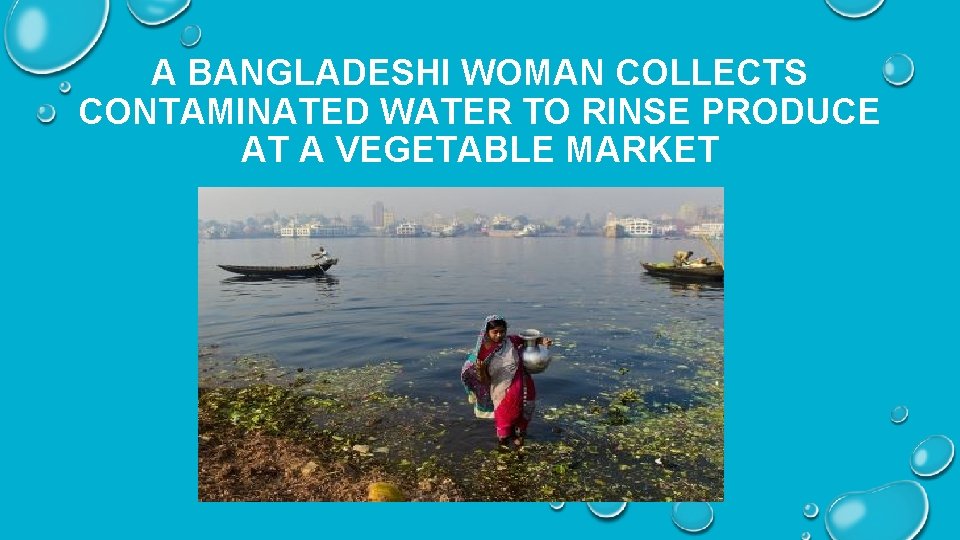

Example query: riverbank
[198,320,723,502]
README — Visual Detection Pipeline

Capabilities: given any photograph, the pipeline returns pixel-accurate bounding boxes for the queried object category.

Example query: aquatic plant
[198,316,723,501]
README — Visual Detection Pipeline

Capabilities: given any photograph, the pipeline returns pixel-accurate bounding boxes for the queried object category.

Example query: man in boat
[312,246,329,263]
[673,250,694,267]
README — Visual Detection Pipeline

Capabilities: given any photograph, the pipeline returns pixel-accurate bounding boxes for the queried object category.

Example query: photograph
[198,187,724,502]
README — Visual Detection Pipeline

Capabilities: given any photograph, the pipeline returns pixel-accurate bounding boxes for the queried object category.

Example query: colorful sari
[461,315,536,439]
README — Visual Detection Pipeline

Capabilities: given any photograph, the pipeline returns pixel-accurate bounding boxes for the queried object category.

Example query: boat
[218,249,339,278]
[485,214,517,238]
[438,224,463,237]
[514,224,538,238]
[486,228,516,238]
[641,262,723,282]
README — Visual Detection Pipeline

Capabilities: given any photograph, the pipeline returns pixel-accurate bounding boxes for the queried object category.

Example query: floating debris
[198,314,723,502]
[368,482,405,502]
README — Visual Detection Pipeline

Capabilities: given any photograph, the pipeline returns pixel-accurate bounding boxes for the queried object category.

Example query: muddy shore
[198,321,723,502]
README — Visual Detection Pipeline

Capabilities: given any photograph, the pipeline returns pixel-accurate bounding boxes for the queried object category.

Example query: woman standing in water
[461,315,552,449]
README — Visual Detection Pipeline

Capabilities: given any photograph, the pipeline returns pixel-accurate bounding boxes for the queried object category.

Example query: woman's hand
[476,359,490,384]
[538,337,554,347]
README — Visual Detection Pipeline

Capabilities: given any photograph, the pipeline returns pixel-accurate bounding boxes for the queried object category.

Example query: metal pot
[519,329,551,374]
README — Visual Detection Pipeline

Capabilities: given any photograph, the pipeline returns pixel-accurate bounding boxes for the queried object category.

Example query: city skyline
[198,188,723,222]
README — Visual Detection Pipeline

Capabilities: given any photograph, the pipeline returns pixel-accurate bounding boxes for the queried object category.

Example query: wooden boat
[218,250,338,278]
[641,262,723,282]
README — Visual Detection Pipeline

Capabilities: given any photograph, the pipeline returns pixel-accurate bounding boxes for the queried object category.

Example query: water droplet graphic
[802,533,812,540]
[586,502,627,519]
[549,502,565,510]
[825,480,927,540]
[36,103,56,123]
[4,0,109,74]
[671,502,714,533]
[59,80,71,94]
[824,0,885,18]
[910,435,954,477]
[803,502,820,518]
[127,0,191,26]
[180,24,201,48]
[891,405,909,424]
[883,54,915,86]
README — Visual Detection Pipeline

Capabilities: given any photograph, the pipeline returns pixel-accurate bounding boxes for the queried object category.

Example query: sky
[197,187,723,222]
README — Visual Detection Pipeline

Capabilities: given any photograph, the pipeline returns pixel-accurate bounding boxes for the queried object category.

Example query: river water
[198,236,723,453]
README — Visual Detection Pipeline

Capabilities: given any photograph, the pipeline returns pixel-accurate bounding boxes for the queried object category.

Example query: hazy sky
[198,188,723,221]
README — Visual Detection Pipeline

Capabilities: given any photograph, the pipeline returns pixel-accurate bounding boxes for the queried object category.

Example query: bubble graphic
[4,0,109,74]
[549,502,565,510]
[179,24,201,48]
[883,54,915,86]
[671,502,714,533]
[910,435,955,477]
[127,0,191,26]
[825,480,927,540]
[824,0,885,18]
[802,533,812,540]
[803,502,819,518]
[586,502,627,519]
[36,103,56,123]
[891,405,909,424]
[58,80,71,94]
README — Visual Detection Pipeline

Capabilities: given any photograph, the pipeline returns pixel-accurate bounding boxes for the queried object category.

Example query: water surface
[199,236,723,450]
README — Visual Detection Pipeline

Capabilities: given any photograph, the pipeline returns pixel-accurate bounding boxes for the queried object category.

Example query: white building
[312,224,352,237]
[396,222,424,237]
[617,218,655,237]
[687,222,724,239]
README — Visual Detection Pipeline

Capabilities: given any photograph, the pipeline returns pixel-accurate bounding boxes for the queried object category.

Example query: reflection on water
[221,274,341,288]
[221,275,274,284]
[666,279,724,296]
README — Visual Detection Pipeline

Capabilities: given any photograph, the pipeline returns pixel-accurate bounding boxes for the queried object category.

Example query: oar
[698,234,724,270]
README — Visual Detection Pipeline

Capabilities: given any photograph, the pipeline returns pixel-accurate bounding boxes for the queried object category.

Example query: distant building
[603,212,624,238]
[603,223,625,238]
[312,224,353,237]
[678,203,700,223]
[617,218,655,237]
[687,222,724,239]
[350,214,366,230]
[383,211,397,229]
[396,222,423,237]
[373,201,385,228]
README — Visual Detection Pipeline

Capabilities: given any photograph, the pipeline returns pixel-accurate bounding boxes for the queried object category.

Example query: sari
[461,315,536,439]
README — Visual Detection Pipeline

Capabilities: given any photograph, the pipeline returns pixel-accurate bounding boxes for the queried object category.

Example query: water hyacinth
[198,315,723,501]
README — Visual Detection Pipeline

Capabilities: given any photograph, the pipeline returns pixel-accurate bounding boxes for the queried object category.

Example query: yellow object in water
[368,482,404,502]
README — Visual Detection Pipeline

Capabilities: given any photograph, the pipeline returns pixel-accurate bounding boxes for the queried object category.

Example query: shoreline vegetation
[198,320,723,502]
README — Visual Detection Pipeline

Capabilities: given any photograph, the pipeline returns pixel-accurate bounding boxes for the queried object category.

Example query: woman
[461,315,552,448]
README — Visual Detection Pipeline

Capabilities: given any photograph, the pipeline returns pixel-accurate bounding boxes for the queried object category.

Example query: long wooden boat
[641,261,723,282]
[219,251,338,278]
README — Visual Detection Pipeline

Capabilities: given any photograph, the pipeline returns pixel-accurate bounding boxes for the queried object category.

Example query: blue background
[3,1,957,538]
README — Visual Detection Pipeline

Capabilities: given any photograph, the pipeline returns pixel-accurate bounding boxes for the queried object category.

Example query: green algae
[198,317,723,501]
